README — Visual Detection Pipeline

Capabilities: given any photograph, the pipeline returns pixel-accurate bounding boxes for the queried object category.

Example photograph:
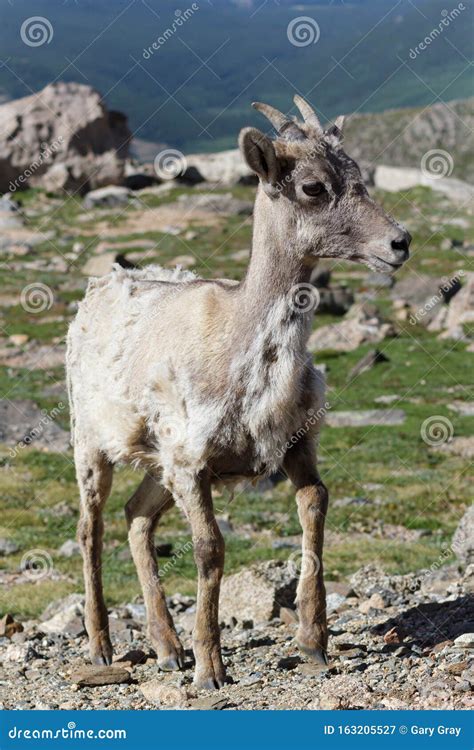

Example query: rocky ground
[0,556,472,711]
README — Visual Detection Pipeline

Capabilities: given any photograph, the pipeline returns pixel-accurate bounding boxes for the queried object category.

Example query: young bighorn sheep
[67,96,410,690]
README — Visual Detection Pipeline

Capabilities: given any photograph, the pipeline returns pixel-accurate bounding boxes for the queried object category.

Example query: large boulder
[374,165,474,203]
[185,149,256,186]
[0,82,131,195]
[308,304,396,353]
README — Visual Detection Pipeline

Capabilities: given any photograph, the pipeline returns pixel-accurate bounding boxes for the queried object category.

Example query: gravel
[0,562,472,710]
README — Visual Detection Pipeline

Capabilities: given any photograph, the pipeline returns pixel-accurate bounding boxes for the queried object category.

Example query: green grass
[0,183,472,619]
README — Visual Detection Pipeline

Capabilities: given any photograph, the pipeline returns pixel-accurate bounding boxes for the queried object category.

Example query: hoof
[91,648,113,666]
[297,642,328,665]
[194,675,225,691]
[158,653,184,672]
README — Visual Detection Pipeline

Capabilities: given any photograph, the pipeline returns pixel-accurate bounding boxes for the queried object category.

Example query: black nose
[391,231,411,258]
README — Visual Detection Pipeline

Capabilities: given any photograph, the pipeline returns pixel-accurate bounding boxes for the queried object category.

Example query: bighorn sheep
[67,95,410,690]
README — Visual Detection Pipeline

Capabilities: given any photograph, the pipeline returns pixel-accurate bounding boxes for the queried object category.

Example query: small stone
[70,665,132,687]
[453,633,474,649]
[190,695,228,710]
[58,539,81,558]
[446,661,468,675]
[0,538,19,557]
[8,334,29,346]
[327,592,347,613]
[383,627,403,645]
[0,614,24,639]
[140,679,188,706]
[298,662,330,676]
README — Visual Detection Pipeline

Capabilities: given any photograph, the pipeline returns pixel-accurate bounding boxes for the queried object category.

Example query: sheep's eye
[302,182,326,197]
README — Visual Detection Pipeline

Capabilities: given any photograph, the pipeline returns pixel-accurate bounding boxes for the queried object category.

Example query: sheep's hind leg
[76,447,114,665]
[125,474,184,671]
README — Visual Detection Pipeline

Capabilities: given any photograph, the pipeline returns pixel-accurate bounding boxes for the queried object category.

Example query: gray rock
[58,540,81,558]
[453,633,474,649]
[0,399,69,452]
[0,538,19,556]
[185,148,252,186]
[219,560,297,624]
[308,304,396,353]
[374,166,474,204]
[452,506,474,566]
[83,186,132,210]
[70,665,131,687]
[176,192,253,216]
[326,409,406,428]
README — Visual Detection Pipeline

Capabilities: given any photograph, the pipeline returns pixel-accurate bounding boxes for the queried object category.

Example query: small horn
[252,102,289,131]
[334,115,345,132]
[252,101,306,141]
[293,94,322,132]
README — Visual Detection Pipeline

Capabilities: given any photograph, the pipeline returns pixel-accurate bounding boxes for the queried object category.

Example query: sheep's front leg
[176,471,226,690]
[283,439,329,664]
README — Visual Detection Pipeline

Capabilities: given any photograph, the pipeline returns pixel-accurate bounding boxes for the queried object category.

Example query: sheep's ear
[239,127,279,185]
[325,115,345,143]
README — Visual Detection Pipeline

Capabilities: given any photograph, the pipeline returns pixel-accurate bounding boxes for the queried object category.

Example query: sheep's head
[239,96,411,274]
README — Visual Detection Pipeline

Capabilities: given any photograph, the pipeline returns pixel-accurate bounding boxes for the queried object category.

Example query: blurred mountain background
[0,0,472,152]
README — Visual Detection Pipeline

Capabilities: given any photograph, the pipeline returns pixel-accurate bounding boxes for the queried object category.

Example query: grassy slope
[0,183,472,618]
